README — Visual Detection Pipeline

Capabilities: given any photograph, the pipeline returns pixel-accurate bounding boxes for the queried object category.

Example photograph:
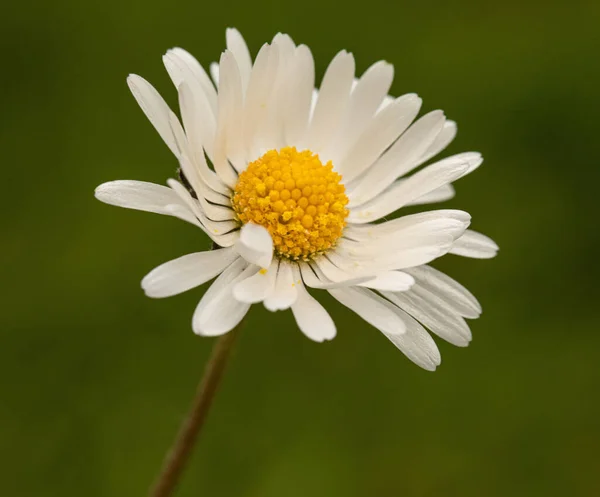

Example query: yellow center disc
[232,147,349,261]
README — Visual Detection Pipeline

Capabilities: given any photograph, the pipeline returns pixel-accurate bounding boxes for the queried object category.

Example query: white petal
[379,305,441,371]
[347,110,446,206]
[299,262,372,289]
[173,112,222,204]
[177,81,220,183]
[226,28,252,92]
[283,44,315,147]
[177,150,231,206]
[344,209,471,241]
[339,210,470,272]
[164,53,218,166]
[305,50,355,156]
[338,93,422,183]
[141,248,238,298]
[235,223,273,268]
[450,230,499,259]
[197,200,235,222]
[292,270,336,342]
[409,280,478,326]
[127,74,184,159]
[348,153,481,223]
[419,120,457,164]
[312,256,355,282]
[411,280,479,321]
[241,43,279,159]
[173,158,235,222]
[357,271,415,291]
[334,236,454,273]
[406,184,456,206]
[167,179,239,241]
[210,62,219,86]
[162,203,203,227]
[213,51,244,185]
[272,32,296,54]
[264,261,298,311]
[233,260,277,303]
[404,265,482,318]
[328,287,406,335]
[163,48,218,117]
[95,180,192,217]
[309,88,318,119]
[254,36,297,153]
[311,255,378,285]
[326,61,394,164]
[384,290,471,347]
[192,258,251,336]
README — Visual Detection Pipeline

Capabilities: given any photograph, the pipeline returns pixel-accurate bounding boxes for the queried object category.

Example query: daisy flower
[95,28,498,370]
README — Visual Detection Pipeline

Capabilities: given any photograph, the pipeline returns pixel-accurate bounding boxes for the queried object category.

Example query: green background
[2,0,599,496]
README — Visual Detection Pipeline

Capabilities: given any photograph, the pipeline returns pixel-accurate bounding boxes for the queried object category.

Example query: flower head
[95,28,498,370]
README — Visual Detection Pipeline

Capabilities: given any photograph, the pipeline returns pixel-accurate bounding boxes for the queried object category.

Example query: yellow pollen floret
[232,147,349,261]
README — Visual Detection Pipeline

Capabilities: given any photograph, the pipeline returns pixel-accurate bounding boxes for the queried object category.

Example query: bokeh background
[2,0,599,496]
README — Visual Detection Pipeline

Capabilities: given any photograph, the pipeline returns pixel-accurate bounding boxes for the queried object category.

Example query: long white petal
[384,290,472,347]
[235,223,273,268]
[338,93,422,183]
[213,51,244,184]
[299,262,373,289]
[326,60,394,164]
[328,287,406,335]
[95,180,192,217]
[347,110,446,206]
[264,261,298,311]
[409,279,480,323]
[379,305,441,371]
[226,28,252,92]
[305,50,355,155]
[171,159,235,222]
[311,255,379,284]
[192,258,251,336]
[127,74,185,159]
[450,230,499,259]
[162,204,203,228]
[242,43,279,159]
[164,112,223,207]
[338,211,470,272]
[166,52,218,162]
[292,268,336,342]
[173,164,234,221]
[167,179,239,241]
[210,62,219,86]
[257,34,297,152]
[419,120,457,164]
[406,184,456,206]
[348,153,481,223]
[334,237,454,273]
[177,81,221,188]
[233,260,277,303]
[344,209,471,241]
[177,151,231,206]
[163,48,218,117]
[142,248,238,298]
[283,45,315,147]
[357,271,415,291]
[404,265,482,318]
[173,114,226,206]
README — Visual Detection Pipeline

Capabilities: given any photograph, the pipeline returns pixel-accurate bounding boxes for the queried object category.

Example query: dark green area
[2,0,599,495]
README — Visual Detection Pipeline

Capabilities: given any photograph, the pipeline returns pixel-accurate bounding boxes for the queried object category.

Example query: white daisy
[95,28,498,370]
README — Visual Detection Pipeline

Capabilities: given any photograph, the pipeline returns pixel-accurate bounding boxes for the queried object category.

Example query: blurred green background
[2,0,599,496]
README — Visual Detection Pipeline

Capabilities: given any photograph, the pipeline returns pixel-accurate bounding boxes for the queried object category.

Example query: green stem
[148,323,243,497]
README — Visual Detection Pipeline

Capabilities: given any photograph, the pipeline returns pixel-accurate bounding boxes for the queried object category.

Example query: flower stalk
[149,322,243,497]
